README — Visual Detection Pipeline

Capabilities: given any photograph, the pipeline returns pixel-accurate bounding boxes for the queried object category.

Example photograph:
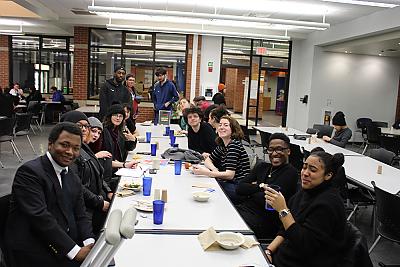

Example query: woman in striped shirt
[193,116,250,204]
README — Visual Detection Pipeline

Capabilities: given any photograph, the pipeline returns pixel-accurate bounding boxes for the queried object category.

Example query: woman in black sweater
[265,151,346,267]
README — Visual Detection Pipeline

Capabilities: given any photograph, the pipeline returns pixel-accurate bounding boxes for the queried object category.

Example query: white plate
[141,122,152,126]
[133,201,153,212]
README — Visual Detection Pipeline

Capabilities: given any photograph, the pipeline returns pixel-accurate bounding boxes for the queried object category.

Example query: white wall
[199,36,222,97]
[308,49,400,141]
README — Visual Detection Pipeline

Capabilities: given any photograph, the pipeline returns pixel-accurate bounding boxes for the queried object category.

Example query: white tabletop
[380,127,400,136]
[114,234,270,267]
[112,164,252,234]
[76,106,99,113]
[289,136,363,157]
[253,126,307,136]
[343,156,400,194]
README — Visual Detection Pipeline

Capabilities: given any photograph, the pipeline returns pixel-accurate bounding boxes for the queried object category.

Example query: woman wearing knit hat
[102,104,138,175]
[61,110,113,235]
[322,111,352,148]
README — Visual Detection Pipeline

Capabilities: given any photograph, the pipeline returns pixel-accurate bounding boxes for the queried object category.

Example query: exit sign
[256,47,267,55]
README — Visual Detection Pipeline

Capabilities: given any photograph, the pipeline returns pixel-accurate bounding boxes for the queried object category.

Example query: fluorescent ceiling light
[321,0,398,8]
[106,23,290,41]
[89,6,329,30]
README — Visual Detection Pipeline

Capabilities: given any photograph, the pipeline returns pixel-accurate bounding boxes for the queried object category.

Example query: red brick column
[0,35,10,88]
[73,27,89,100]
[184,35,202,102]
[195,36,202,98]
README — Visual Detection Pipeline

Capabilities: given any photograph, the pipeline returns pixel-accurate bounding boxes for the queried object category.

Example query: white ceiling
[1,0,400,56]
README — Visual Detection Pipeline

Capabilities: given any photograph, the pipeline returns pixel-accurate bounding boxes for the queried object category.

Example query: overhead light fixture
[89,5,329,30]
[0,24,24,35]
[106,23,291,41]
[321,0,398,8]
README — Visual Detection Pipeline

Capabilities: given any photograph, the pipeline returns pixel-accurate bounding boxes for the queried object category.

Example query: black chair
[289,143,304,173]
[0,118,22,165]
[27,100,43,133]
[312,124,334,138]
[369,148,396,165]
[0,194,11,267]
[380,135,400,156]
[356,118,373,149]
[362,123,381,155]
[14,113,37,155]
[338,221,373,267]
[369,181,400,267]
[241,126,262,157]
[372,121,389,128]
[257,130,271,161]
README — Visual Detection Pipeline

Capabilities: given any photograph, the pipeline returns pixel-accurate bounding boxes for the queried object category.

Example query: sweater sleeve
[330,128,352,148]
[236,161,268,196]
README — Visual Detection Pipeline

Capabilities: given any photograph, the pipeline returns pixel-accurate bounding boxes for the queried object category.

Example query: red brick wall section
[73,27,89,100]
[225,68,237,109]
[195,36,202,98]
[0,35,10,88]
[233,69,248,113]
[136,106,154,123]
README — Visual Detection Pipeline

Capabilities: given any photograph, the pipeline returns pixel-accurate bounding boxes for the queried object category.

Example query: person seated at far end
[322,111,352,148]
[186,106,217,159]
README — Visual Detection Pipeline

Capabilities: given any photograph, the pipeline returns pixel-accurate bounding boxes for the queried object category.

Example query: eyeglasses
[76,123,90,130]
[112,114,124,119]
[266,146,289,154]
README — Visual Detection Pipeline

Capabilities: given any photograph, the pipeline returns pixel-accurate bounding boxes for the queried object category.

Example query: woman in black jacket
[61,111,113,235]
[265,151,346,267]
[102,104,137,173]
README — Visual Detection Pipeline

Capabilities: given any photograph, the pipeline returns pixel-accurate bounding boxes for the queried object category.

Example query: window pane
[261,57,288,69]
[155,51,186,93]
[156,33,186,50]
[89,47,122,99]
[223,38,251,55]
[12,50,39,90]
[12,36,39,50]
[123,49,154,101]
[69,38,74,52]
[42,38,67,49]
[253,40,289,58]
[222,54,250,67]
[40,51,69,94]
[91,29,122,47]
[125,33,153,47]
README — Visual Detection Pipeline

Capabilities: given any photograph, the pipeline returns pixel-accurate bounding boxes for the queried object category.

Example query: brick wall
[136,106,154,122]
[225,68,236,109]
[184,35,202,102]
[73,27,89,100]
[233,69,248,113]
[195,36,202,98]
[0,35,10,88]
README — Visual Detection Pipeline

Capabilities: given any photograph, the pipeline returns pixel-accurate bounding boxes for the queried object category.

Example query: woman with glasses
[102,104,137,174]
[61,111,113,235]
[192,116,250,204]
[236,133,299,239]
[265,151,346,267]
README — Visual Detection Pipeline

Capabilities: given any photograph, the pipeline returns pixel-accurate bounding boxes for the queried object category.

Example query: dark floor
[0,124,399,266]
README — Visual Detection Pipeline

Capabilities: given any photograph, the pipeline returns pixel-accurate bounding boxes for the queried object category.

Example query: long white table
[343,156,400,194]
[380,127,400,136]
[113,164,252,234]
[254,126,307,136]
[115,234,271,267]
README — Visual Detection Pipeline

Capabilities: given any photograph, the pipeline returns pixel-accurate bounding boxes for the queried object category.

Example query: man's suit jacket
[5,155,93,266]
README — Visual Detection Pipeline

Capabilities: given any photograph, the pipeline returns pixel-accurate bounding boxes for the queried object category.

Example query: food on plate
[123,183,141,189]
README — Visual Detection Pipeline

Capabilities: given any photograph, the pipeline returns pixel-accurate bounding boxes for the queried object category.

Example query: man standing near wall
[99,66,131,120]
[152,67,179,123]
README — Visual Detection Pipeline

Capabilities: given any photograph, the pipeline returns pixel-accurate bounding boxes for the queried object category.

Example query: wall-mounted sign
[255,47,267,56]
[208,61,213,72]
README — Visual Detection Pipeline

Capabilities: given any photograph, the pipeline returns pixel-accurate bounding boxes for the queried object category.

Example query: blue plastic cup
[265,185,281,211]
[165,126,170,136]
[146,132,151,143]
[142,176,152,196]
[151,143,157,156]
[172,143,179,148]
[170,135,176,146]
[174,160,182,175]
[153,200,165,225]
[169,129,175,138]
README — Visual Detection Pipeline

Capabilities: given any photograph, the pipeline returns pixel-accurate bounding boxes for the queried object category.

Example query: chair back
[306,128,318,135]
[313,124,334,138]
[366,124,381,144]
[0,118,15,137]
[379,135,400,155]
[369,148,396,165]
[372,121,389,128]
[356,118,372,131]
[371,181,400,241]
[240,125,251,143]
[338,221,373,267]
[259,131,271,149]
[289,143,304,172]
[15,113,33,134]
[27,101,42,115]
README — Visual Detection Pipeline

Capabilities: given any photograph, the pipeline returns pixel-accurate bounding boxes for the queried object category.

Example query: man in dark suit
[5,122,94,267]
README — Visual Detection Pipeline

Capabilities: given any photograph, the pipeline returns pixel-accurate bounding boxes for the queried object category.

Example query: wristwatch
[279,209,291,218]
